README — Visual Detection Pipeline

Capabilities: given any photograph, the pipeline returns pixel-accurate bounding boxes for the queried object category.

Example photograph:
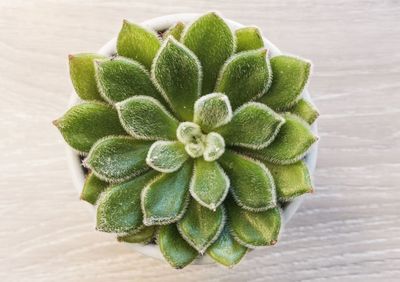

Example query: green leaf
[116,96,179,140]
[96,170,158,233]
[216,102,284,149]
[207,225,248,267]
[85,136,151,182]
[117,225,156,244]
[203,132,225,162]
[141,161,192,225]
[226,196,281,248]
[190,158,229,210]
[263,161,313,201]
[69,53,106,101]
[287,98,319,124]
[158,224,198,269]
[193,93,232,132]
[235,27,264,53]
[80,173,108,205]
[215,49,271,109]
[146,141,188,173]
[259,55,311,110]
[219,150,276,211]
[243,113,318,164]
[182,12,235,94]
[53,102,126,154]
[152,37,201,121]
[95,57,163,104]
[163,22,185,41]
[177,199,225,253]
[117,20,161,70]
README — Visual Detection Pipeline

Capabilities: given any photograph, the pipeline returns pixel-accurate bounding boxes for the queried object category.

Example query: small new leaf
[193,93,232,132]
[207,224,248,267]
[190,158,229,210]
[85,136,151,182]
[152,37,201,121]
[215,49,271,109]
[69,53,106,101]
[96,170,158,233]
[158,224,198,269]
[116,96,179,140]
[53,102,126,154]
[235,27,264,53]
[80,173,108,205]
[259,55,311,110]
[219,150,276,211]
[182,12,235,94]
[177,199,225,253]
[263,160,313,202]
[216,102,284,149]
[227,196,281,248]
[243,113,318,165]
[146,141,188,173]
[141,161,192,225]
[203,132,225,162]
[95,57,162,104]
[287,98,319,125]
[163,22,185,41]
[117,20,161,70]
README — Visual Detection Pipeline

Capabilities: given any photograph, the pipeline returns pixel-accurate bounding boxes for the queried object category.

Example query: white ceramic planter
[67,13,318,265]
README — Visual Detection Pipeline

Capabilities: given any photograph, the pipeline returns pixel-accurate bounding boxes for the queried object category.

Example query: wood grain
[1,0,399,281]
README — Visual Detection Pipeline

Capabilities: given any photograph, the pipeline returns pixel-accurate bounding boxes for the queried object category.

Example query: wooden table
[1,1,399,281]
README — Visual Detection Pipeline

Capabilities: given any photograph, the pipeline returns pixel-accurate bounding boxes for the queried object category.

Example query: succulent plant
[54,12,319,269]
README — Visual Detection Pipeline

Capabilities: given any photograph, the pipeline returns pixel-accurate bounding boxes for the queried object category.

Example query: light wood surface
[1,0,399,281]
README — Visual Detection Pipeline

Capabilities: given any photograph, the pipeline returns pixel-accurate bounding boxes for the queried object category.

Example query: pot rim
[66,13,318,265]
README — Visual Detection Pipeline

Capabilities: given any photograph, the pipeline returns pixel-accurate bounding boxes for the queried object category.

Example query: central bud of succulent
[176,122,225,162]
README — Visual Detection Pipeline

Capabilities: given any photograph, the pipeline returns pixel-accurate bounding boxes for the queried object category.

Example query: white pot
[66,13,318,265]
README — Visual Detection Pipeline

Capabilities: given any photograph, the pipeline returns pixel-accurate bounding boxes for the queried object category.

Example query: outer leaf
[158,224,198,269]
[216,102,284,149]
[85,136,151,182]
[243,113,318,164]
[215,49,271,109]
[96,170,158,233]
[287,98,319,124]
[182,12,235,94]
[219,150,276,211]
[193,93,232,132]
[117,20,161,70]
[177,199,225,253]
[141,161,192,225]
[53,102,126,154]
[263,161,313,201]
[163,22,185,40]
[117,225,156,244]
[190,158,229,210]
[227,196,281,248]
[69,53,106,101]
[146,141,188,173]
[207,225,248,267]
[235,27,264,52]
[95,57,162,104]
[203,132,225,162]
[116,96,179,140]
[259,55,311,110]
[152,37,201,121]
[80,173,108,205]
